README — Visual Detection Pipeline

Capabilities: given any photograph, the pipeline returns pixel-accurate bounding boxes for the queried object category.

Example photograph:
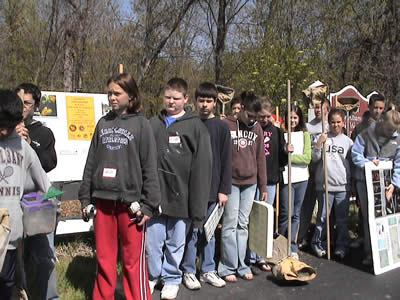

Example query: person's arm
[291,131,311,165]
[391,141,400,188]
[189,123,213,228]
[218,123,232,206]
[256,125,267,200]
[351,134,368,168]
[78,124,100,209]
[138,119,161,218]
[26,146,51,195]
[33,127,57,172]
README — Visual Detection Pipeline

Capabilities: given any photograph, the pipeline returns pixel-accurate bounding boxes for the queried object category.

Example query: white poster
[365,161,400,275]
[282,131,309,184]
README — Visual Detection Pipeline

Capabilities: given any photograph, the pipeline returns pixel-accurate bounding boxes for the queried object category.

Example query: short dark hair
[107,73,141,113]
[195,82,217,101]
[15,83,41,105]
[0,89,23,129]
[369,93,385,108]
[328,108,345,122]
[240,91,261,112]
[283,104,307,132]
[231,97,241,108]
[166,77,188,96]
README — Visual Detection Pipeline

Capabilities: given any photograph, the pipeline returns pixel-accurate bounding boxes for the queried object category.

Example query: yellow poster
[66,96,95,140]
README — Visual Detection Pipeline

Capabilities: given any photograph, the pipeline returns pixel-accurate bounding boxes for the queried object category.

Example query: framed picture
[365,161,400,274]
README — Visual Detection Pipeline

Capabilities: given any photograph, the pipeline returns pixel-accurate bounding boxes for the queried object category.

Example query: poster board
[282,131,309,184]
[35,92,110,182]
[249,201,274,258]
[365,161,400,275]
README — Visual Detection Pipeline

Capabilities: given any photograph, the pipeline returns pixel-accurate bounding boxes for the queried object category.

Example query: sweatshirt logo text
[230,130,258,148]
[99,127,134,150]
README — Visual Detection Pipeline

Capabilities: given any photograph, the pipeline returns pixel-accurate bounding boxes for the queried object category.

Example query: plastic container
[21,192,57,236]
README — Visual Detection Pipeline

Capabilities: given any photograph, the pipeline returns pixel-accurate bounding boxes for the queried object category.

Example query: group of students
[1,73,400,300]
[0,84,58,300]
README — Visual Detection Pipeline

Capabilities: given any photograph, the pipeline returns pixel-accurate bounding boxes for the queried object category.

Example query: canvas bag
[0,208,11,270]
[272,257,317,282]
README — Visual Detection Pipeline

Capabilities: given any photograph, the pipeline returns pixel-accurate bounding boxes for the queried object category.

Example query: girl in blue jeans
[278,105,311,258]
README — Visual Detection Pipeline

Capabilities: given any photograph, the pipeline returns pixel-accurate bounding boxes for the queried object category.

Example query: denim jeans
[218,184,256,277]
[255,184,277,205]
[278,180,308,253]
[24,232,58,300]
[312,191,350,252]
[146,215,190,285]
[356,181,372,258]
[181,202,217,274]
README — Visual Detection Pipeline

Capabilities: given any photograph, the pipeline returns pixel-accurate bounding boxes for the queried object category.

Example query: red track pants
[92,199,151,300]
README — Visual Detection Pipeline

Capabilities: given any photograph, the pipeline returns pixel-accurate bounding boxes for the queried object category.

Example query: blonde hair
[383,109,400,130]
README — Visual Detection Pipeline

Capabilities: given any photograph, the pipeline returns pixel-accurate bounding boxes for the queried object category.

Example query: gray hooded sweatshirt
[0,130,50,249]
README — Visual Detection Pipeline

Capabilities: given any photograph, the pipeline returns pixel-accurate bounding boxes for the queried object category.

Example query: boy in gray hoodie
[311,108,353,259]
[0,89,50,299]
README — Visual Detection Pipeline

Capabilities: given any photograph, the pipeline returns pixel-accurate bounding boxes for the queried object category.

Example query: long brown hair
[107,73,142,113]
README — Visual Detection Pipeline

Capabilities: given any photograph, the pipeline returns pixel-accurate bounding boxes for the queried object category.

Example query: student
[146,78,212,300]
[352,108,400,265]
[350,93,386,249]
[298,98,330,248]
[0,89,51,300]
[181,82,231,290]
[79,73,160,300]
[278,104,311,259]
[15,83,58,300]
[247,97,289,271]
[230,97,241,119]
[311,108,354,259]
[218,91,266,282]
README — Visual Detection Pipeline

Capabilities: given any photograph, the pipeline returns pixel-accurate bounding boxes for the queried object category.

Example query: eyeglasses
[23,101,35,108]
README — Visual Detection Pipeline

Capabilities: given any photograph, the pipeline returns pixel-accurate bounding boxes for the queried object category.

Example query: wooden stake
[287,80,292,256]
[322,104,331,260]
[118,64,123,74]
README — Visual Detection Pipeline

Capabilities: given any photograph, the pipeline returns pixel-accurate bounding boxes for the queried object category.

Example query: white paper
[283,131,309,184]
[204,204,224,243]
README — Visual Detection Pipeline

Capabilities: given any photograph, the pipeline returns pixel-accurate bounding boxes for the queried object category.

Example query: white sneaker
[312,245,327,258]
[149,279,158,294]
[183,272,201,290]
[161,284,180,300]
[200,270,226,288]
[290,252,299,260]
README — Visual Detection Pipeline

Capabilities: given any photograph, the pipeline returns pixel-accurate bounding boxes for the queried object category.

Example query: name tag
[169,136,181,144]
[103,168,117,178]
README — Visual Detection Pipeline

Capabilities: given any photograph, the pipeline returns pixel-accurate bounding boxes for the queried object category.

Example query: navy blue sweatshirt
[202,117,232,202]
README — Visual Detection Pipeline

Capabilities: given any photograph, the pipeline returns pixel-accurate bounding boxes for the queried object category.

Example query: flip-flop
[256,261,271,272]
[241,273,253,280]
[223,274,237,282]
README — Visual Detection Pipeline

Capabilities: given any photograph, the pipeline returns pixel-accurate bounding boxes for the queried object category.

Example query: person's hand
[316,132,328,148]
[137,212,150,226]
[261,192,267,202]
[372,158,380,166]
[218,193,228,207]
[274,121,281,128]
[15,122,31,144]
[285,143,294,153]
[82,204,96,222]
[385,184,395,201]
[220,113,226,120]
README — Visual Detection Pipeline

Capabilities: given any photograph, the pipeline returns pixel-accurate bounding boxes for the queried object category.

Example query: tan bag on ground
[266,233,288,265]
[272,257,317,282]
[0,208,11,270]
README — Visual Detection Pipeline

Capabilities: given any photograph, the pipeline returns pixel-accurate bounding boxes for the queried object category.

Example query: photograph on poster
[365,161,400,274]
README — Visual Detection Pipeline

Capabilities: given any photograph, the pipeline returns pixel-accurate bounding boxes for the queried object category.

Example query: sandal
[223,274,237,282]
[241,273,253,280]
[256,260,271,272]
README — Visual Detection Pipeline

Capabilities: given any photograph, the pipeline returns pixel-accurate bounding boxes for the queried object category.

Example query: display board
[249,201,274,259]
[365,161,400,275]
[35,92,110,182]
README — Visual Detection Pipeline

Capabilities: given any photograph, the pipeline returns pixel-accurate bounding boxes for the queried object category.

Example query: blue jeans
[255,184,277,205]
[218,184,256,277]
[181,202,217,274]
[356,181,372,258]
[312,191,350,252]
[146,215,190,285]
[24,232,58,300]
[278,181,308,253]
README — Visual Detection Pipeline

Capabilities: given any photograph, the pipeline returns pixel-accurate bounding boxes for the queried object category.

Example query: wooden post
[118,64,123,74]
[287,80,292,256]
[322,104,331,260]
[275,106,280,234]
